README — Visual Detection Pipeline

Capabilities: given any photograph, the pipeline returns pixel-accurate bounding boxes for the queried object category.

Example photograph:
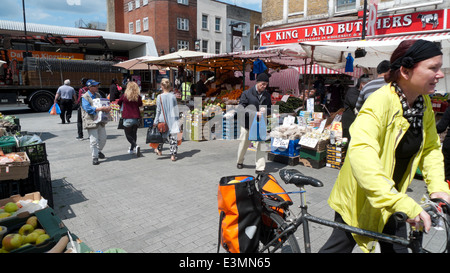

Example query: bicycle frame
[262,184,428,253]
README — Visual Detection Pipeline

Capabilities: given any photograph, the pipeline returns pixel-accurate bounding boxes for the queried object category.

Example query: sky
[1,0,261,28]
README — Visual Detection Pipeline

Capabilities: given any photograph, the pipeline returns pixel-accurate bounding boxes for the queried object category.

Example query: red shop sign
[261,9,447,46]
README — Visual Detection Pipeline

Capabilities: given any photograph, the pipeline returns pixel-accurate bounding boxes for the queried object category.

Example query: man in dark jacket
[236,73,271,174]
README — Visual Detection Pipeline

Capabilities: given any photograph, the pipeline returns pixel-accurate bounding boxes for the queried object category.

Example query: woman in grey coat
[154,78,180,161]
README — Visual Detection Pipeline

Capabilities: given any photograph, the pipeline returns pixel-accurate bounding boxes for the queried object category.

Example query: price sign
[299,136,319,149]
[272,138,289,148]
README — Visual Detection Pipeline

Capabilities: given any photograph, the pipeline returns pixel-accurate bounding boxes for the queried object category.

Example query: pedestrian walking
[80,79,111,165]
[341,75,370,140]
[154,78,180,161]
[76,78,88,140]
[54,79,77,124]
[109,78,122,102]
[117,81,143,157]
[236,72,271,174]
[355,60,390,112]
[319,39,450,253]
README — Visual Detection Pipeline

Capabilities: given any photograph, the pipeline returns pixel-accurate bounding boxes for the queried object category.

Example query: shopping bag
[117,118,124,129]
[49,103,61,115]
[146,127,164,144]
[248,114,266,141]
[177,131,183,146]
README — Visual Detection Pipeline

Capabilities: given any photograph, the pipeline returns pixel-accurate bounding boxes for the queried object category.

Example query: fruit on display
[3,202,18,214]
[0,217,50,252]
[35,234,50,245]
[2,233,24,251]
[0,212,11,219]
[18,224,34,236]
[26,216,38,229]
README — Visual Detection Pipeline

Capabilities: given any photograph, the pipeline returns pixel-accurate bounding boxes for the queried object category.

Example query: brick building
[108,0,261,56]
[109,0,197,55]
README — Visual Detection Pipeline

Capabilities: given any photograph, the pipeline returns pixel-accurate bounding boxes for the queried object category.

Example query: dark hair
[385,40,417,83]
[376,60,390,74]
[81,77,88,86]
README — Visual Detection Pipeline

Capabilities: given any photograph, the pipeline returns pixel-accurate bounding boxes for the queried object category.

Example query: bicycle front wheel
[259,210,301,253]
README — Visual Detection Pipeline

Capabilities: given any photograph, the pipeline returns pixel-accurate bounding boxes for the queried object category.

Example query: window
[136,19,141,33]
[202,40,208,53]
[215,41,221,54]
[143,0,148,5]
[128,1,133,11]
[202,15,208,29]
[215,17,221,32]
[177,18,189,31]
[135,0,140,8]
[177,0,188,5]
[143,17,149,31]
[336,0,356,12]
[128,22,134,34]
[177,40,189,50]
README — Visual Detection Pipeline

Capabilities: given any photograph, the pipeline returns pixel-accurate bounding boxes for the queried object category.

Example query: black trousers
[319,212,408,253]
[59,99,73,123]
[442,139,450,181]
[77,107,83,138]
[124,124,139,149]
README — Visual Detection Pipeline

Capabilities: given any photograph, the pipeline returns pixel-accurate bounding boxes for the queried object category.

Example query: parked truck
[0,34,123,112]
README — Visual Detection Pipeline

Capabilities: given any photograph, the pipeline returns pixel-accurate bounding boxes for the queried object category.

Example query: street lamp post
[361,0,367,40]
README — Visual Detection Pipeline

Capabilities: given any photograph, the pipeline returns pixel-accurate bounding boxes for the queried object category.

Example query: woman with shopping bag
[153,78,180,161]
[236,73,271,174]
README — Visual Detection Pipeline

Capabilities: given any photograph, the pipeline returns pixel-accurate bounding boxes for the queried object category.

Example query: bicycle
[256,169,450,253]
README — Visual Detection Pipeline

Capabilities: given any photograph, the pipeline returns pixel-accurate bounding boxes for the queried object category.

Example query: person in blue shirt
[80,79,111,165]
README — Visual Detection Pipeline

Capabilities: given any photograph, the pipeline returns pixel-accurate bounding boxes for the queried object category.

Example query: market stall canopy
[300,32,450,69]
[141,49,209,67]
[195,44,309,72]
[113,56,162,70]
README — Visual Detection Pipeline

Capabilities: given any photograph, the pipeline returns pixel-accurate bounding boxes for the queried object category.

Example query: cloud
[67,0,82,5]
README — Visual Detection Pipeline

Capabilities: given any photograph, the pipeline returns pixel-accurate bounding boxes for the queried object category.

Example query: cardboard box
[0,152,30,181]
[0,192,47,222]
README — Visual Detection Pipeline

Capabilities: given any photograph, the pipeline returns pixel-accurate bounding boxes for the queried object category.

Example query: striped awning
[296,64,366,78]
[367,32,450,41]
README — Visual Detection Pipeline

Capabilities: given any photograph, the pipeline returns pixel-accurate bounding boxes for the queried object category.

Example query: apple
[0,248,8,253]
[26,216,38,229]
[35,234,50,245]
[2,233,23,251]
[32,229,46,236]
[18,224,34,236]
[4,202,18,213]
[0,212,11,219]
[23,232,40,244]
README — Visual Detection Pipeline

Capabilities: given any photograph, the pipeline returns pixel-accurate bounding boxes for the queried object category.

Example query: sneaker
[92,158,99,165]
[135,146,141,157]
[98,152,105,159]
[128,147,134,154]
[237,163,244,169]
[76,136,83,140]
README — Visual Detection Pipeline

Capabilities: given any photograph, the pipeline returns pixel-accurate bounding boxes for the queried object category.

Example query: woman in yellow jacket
[320,39,450,253]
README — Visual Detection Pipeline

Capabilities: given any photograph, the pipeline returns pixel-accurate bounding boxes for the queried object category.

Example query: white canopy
[300,32,450,69]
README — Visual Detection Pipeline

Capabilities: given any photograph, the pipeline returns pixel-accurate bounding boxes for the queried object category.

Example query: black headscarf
[390,39,443,71]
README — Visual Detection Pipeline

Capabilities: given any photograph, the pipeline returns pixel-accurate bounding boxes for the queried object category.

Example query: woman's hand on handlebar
[408,210,432,233]
[430,192,450,204]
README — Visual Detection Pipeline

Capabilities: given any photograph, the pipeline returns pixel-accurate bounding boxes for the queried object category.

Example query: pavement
[5,107,436,254]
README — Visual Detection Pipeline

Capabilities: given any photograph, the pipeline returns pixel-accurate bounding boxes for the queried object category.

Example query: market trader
[319,39,450,253]
[81,79,111,165]
[236,72,271,174]
[54,79,77,124]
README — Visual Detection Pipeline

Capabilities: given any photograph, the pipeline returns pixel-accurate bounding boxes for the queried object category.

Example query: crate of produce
[0,207,89,253]
[20,161,53,208]
[16,143,47,164]
[301,139,329,152]
[299,148,327,161]
[326,162,344,170]
[271,138,301,157]
[0,152,30,181]
[268,152,300,166]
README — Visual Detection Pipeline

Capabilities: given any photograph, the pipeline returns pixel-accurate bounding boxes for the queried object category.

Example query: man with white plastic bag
[80,80,111,165]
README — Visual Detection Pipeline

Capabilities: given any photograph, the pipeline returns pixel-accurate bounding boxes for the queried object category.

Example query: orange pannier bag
[258,174,293,228]
[217,175,262,253]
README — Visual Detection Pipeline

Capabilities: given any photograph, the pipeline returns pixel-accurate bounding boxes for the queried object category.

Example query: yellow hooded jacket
[328,83,450,252]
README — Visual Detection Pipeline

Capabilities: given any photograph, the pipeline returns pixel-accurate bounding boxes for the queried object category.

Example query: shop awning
[300,32,450,69]
[296,64,366,78]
